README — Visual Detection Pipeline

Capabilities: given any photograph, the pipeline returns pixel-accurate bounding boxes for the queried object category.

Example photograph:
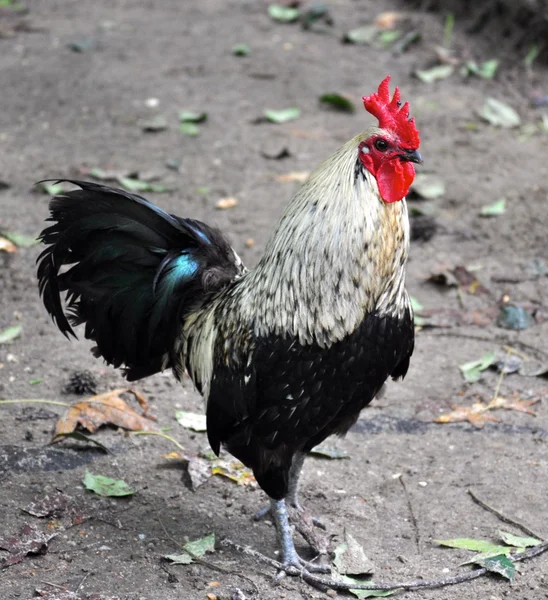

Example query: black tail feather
[37,180,242,380]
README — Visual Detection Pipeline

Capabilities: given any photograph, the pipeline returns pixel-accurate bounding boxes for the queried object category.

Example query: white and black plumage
[37,76,422,577]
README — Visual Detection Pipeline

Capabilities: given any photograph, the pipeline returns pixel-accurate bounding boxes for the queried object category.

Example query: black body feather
[206,309,414,499]
[37,180,241,380]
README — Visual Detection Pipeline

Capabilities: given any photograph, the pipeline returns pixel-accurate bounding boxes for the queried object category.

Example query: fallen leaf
[478,98,521,128]
[310,445,349,459]
[268,4,300,23]
[486,393,540,415]
[319,93,355,113]
[409,173,445,199]
[0,324,22,344]
[497,305,534,330]
[0,524,57,568]
[0,235,17,253]
[415,65,454,83]
[232,43,250,56]
[23,491,70,518]
[264,107,301,124]
[37,181,73,195]
[476,554,515,580]
[333,530,374,576]
[463,59,499,79]
[83,471,136,497]
[165,533,215,564]
[179,122,200,136]
[215,197,238,210]
[336,576,396,599]
[274,171,309,183]
[480,198,506,217]
[140,115,168,132]
[176,410,207,432]
[67,38,96,53]
[0,230,38,248]
[435,538,510,554]
[435,402,500,428]
[211,458,257,487]
[459,350,496,383]
[377,30,401,48]
[184,456,213,490]
[179,110,207,123]
[117,176,170,193]
[499,530,542,548]
[519,361,548,377]
[53,388,156,438]
[343,25,378,45]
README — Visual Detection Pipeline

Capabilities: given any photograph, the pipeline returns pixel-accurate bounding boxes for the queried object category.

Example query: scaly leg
[270,498,330,574]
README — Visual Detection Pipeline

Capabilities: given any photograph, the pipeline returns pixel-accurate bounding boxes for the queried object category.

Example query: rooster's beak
[399,149,423,164]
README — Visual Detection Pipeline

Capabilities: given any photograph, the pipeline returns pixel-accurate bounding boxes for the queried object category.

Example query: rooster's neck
[241,134,410,346]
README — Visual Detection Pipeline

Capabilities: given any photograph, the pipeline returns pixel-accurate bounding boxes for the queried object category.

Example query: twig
[398,475,420,553]
[0,398,69,408]
[468,490,544,540]
[221,538,548,593]
[132,430,185,453]
[491,347,510,402]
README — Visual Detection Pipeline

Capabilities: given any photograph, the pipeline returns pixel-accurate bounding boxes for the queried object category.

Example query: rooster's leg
[271,498,330,574]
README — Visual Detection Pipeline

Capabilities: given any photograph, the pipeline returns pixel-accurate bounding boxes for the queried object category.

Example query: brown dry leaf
[215,197,238,210]
[0,524,58,568]
[274,171,310,183]
[53,388,156,438]
[375,11,406,29]
[487,393,540,415]
[435,401,500,428]
[0,235,17,253]
[211,458,257,487]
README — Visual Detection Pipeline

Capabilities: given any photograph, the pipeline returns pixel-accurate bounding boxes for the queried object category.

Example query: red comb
[362,76,420,149]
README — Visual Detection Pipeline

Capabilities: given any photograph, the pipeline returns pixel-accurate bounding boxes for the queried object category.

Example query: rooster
[37,76,421,579]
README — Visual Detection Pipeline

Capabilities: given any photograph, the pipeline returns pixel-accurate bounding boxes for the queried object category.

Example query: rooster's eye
[374,139,389,152]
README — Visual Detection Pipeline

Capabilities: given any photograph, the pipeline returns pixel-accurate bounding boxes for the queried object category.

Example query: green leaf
[310,445,349,459]
[165,533,215,564]
[264,107,301,124]
[498,530,542,548]
[409,296,424,312]
[268,4,300,23]
[319,93,355,113]
[410,174,445,199]
[83,471,135,497]
[463,59,499,79]
[377,30,401,48]
[0,324,22,344]
[179,111,207,123]
[435,537,509,554]
[29,378,42,385]
[176,410,207,432]
[480,198,506,217]
[477,554,515,580]
[459,351,496,383]
[0,231,39,248]
[116,177,170,193]
[336,576,397,598]
[415,65,454,83]
[179,122,200,136]
[140,115,168,132]
[343,25,378,45]
[478,98,521,128]
[232,43,250,56]
[37,181,67,196]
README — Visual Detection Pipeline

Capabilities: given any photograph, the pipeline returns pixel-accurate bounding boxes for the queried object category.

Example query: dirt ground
[1,1,548,599]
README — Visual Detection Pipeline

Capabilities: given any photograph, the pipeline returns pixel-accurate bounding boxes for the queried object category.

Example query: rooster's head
[359,76,422,204]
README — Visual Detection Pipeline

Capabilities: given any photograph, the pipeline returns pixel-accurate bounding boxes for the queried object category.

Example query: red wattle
[377,160,415,203]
